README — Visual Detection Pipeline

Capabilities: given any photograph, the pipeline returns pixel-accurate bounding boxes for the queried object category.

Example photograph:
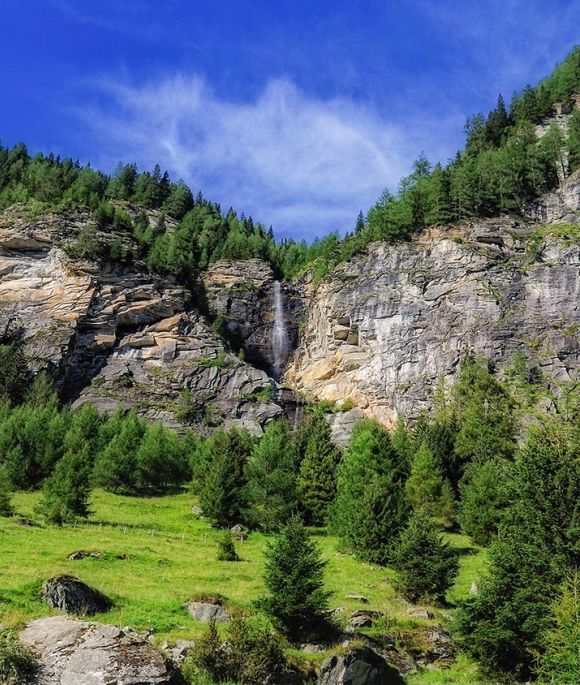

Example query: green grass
[0,490,489,682]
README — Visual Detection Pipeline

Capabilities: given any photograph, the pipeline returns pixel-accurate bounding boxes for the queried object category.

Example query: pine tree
[36,444,92,525]
[457,420,580,679]
[217,531,240,562]
[242,421,298,532]
[331,420,409,564]
[296,414,341,525]
[567,108,580,173]
[459,457,512,546]
[394,512,458,603]
[405,441,446,515]
[485,95,510,147]
[200,428,252,527]
[535,572,580,683]
[260,517,331,639]
[0,467,14,517]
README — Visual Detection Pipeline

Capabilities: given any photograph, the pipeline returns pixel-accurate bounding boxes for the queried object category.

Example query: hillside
[0,50,579,685]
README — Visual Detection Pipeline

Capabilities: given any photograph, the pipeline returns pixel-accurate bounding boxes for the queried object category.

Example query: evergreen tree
[260,516,331,639]
[457,420,580,679]
[331,420,409,564]
[200,428,252,527]
[405,441,446,516]
[217,530,240,562]
[485,95,510,147]
[394,512,458,603]
[391,415,414,471]
[535,572,580,683]
[36,444,92,525]
[567,108,580,173]
[459,457,512,546]
[25,372,57,408]
[0,466,14,517]
[296,414,341,525]
[452,356,515,470]
[93,410,145,493]
[242,421,298,532]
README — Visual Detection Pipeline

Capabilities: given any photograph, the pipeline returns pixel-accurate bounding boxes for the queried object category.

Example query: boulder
[20,615,173,684]
[184,600,230,623]
[319,647,403,685]
[68,551,104,561]
[406,608,434,620]
[42,576,112,616]
[345,594,368,604]
[346,610,383,632]
[161,639,195,667]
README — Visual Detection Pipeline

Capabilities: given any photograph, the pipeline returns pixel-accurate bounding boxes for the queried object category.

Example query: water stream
[271,280,288,379]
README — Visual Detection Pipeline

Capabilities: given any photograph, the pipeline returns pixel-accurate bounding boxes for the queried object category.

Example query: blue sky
[1,1,578,239]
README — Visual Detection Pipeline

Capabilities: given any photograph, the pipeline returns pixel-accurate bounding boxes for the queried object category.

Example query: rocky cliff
[287,210,579,426]
[1,174,578,433]
[0,206,285,432]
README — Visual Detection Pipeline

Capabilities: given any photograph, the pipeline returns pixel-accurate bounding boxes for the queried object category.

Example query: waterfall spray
[271,280,288,379]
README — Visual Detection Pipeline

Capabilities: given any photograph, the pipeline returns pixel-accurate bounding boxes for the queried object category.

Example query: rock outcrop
[287,218,579,425]
[0,207,286,432]
[203,259,306,377]
[42,576,112,616]
[319,647,403,685]
[20,616,174,684]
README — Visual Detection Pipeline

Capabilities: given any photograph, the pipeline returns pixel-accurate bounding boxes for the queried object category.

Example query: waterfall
[271,280,288,379]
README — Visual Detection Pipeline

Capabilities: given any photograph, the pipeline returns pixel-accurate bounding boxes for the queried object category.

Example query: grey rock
[288,217,580,426]
[20,616,173,684]
[346,610,383,632]
[406,609,434,620]
[319,647,404,685]
[184,600,230,623]
[346,594,369,604]
[161,639,195,667]
[42,576,111,616]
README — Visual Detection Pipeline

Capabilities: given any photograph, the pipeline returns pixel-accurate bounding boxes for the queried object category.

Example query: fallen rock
[20,615,173,684]
[230,523,249,541]
[42,576,112,616]
[68,551,104,561]
[405,627,456,667]
[346,610,383,632]
[406,608,434,620]
[161,638,195,667]
[319,647,404,685]
[184,600,230,624]
[345,594,368,604]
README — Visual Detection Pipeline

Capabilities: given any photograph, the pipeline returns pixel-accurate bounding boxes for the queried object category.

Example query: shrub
[260,516,332,640]
[0,631,39,685]
[217,531,240,562]
[394,513,458,603]
[184,616,286,684]
[0,467,14,517]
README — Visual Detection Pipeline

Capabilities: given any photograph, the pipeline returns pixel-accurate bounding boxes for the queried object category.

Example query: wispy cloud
[77,75,462,239]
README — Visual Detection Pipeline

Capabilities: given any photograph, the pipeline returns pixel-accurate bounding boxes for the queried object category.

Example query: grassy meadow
[0,488,487,683]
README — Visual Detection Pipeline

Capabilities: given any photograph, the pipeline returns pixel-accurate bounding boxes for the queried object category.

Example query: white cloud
[78,75,462,239]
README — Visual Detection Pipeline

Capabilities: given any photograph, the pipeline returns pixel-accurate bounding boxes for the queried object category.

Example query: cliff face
[1,180,579,433]
[286,218,579,425]
[0,206,283,432]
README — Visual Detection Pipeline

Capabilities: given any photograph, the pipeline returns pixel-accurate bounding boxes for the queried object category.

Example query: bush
[394,513,458,603]
[0,631,38,685]
[260,516,332,640]
[217,531,239,562]
[184,616,287,684]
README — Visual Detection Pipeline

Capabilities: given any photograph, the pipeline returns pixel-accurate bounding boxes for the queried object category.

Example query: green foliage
[394,512,459,603]
[184,616,287,684]
[535,572,580,684]
[296,413,341,525]
[0,630,39,685]
[0,338,28,405]
[260,516,331,639]
[242,421,298,533]
[0,466,14,517]
[457,419,580,679]
[331,419,409,565]
[200,428,253,527]
[452,355,516,468]
[458,457,512,546]
[36,444,93,525]
[405,441,447,516]
[217,531,240,562]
